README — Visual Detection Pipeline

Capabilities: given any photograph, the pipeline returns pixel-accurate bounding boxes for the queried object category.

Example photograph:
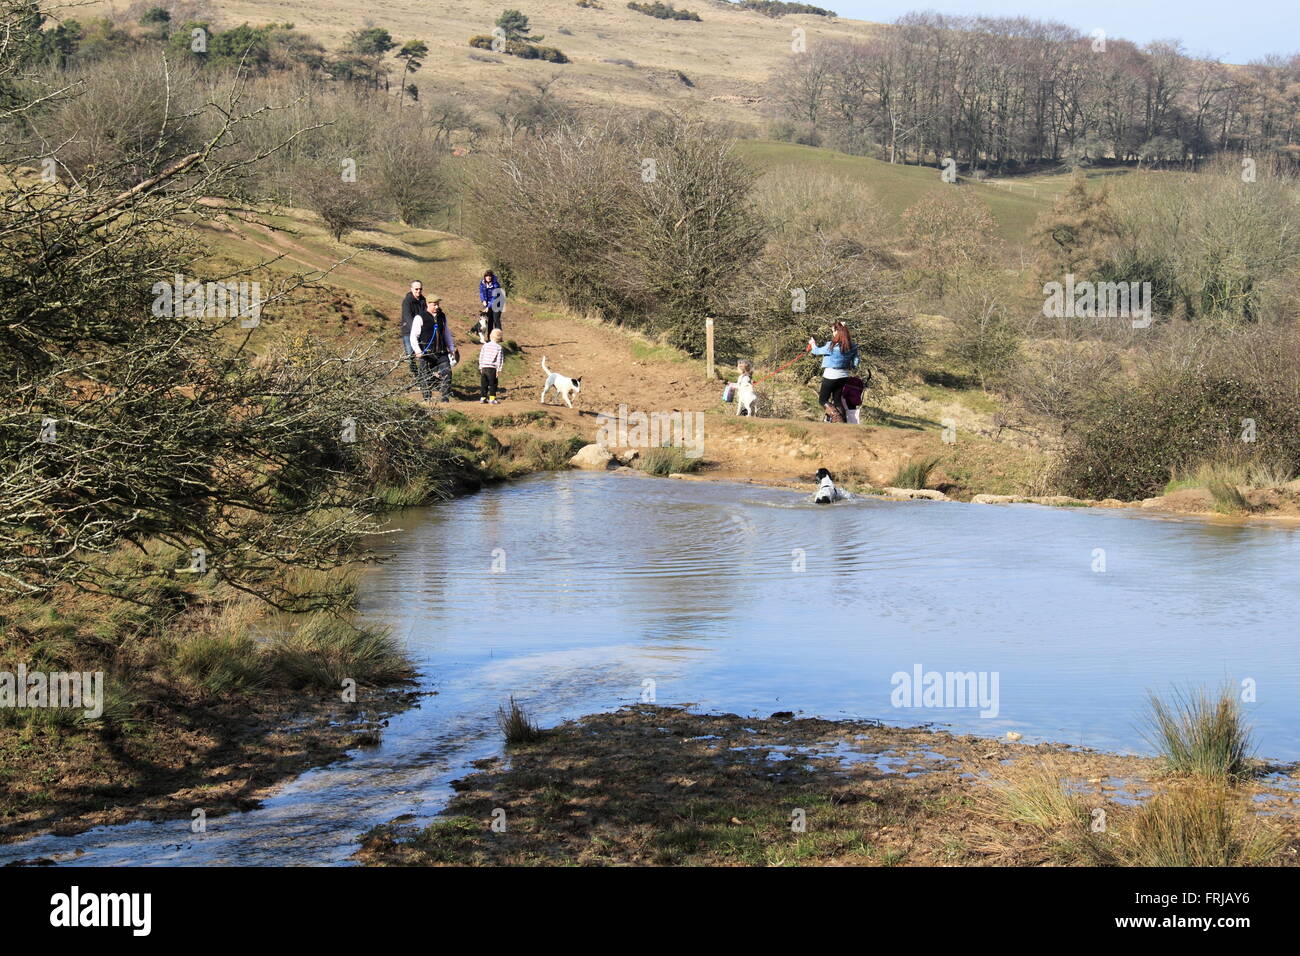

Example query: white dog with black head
[539,356,582,408]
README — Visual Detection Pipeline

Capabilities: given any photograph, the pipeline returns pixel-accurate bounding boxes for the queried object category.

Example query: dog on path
[539,356,582,408]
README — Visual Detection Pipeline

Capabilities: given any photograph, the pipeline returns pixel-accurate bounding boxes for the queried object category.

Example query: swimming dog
[814,467,842,504]
[539,356,582,408]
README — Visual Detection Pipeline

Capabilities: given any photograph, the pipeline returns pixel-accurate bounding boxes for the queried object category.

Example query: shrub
[1055,339,1300,501]
[301,168,379,242]
[627,1,702,20]
[464,115,762,355]
[736,0,836,16]
[943,271,1022,389]
[901,191,999,296]
[1146,686,1253,780]
[1104,171,1300,324]
[467,36,570,62]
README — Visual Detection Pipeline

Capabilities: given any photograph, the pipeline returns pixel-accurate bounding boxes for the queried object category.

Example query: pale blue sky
[832,0,1299,63]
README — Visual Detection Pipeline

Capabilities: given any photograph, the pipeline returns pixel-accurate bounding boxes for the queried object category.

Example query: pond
[3,471,1297,865]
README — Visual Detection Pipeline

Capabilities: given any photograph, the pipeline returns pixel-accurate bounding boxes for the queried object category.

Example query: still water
[3,471,1297,865]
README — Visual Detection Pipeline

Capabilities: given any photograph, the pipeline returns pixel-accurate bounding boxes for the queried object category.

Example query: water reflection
[3,471,1296,866]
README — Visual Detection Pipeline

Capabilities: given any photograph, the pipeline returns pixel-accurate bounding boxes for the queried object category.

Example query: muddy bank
[355,705,1300,867]
[0,682,419,854]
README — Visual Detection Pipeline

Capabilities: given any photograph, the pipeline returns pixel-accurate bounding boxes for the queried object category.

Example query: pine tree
[1031,173,1121,284]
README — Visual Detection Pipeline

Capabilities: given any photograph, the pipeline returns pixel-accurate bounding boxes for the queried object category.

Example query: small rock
[881,487,949,500]
[1006,731,1022,741]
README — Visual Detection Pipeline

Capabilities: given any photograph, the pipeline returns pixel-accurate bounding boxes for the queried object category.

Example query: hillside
[71,0,876,124]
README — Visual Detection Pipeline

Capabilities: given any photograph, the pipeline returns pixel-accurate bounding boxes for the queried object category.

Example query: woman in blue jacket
[479,270,504,337]
[809,322,857,422]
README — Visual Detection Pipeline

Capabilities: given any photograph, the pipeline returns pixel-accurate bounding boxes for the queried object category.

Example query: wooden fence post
[705,316,715,380]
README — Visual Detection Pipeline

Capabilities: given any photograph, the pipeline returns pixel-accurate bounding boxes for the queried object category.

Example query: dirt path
[199,209,1044,495]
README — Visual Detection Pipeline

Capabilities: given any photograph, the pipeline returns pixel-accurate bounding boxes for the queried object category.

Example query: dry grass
[157,0,883,125]
[1107,782,1286,867]
[267,613,411,690]
[890,456,941,489]
[981,758,1091,831]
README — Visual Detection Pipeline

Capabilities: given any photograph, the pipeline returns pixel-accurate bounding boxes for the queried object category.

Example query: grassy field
[66,0,881,125]
[737,140,1059,243]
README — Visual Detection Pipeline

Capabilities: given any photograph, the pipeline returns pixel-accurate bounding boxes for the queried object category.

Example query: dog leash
[753,345,812,384]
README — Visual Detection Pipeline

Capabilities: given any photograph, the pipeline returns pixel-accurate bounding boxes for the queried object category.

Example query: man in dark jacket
[400,280,428,387]
[409,301,459,402]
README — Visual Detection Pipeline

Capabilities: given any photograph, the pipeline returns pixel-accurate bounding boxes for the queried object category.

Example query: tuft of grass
[172,632,267,696]
[497,696,544,745]
[890,456,941,489]
[1146,686,1252,780]
[984,759,1091,831]
[508,434,586,473]
[171,603,267,696]
[639,446,703,476]
[1166,458,1294,496]
[1207,481,1252,515]
[1112,782,1284,867]
[268,614,410,691]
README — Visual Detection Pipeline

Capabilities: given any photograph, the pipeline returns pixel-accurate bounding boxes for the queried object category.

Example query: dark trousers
[819,376,847,409]
[480,366,498,399]
[484,308,503,336]
[416,352,452,400]
[402,336,419,388]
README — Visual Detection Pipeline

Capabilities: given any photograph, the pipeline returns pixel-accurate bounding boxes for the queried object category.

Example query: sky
[832,0,1300,64]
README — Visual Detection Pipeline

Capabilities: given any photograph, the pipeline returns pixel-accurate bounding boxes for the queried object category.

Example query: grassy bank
[356,701,1299,867]
[0,403,588,845]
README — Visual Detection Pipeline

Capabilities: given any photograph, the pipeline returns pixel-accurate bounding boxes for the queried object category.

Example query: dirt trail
[203,211,1040,493]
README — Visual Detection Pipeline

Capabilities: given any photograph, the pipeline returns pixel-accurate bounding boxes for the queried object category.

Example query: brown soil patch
[355,705,1300,867]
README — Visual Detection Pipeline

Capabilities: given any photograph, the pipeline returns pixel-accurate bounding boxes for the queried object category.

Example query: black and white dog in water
[539,356,582,408]
[814,467,844,504]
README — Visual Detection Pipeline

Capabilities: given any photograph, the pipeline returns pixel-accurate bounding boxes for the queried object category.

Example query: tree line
[768,11,1300,171]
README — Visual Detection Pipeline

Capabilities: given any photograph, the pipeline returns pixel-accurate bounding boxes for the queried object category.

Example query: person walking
[809,322,859,423]
[479,269,504,337]
[400,280,428,389]
[409,297,459,402]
